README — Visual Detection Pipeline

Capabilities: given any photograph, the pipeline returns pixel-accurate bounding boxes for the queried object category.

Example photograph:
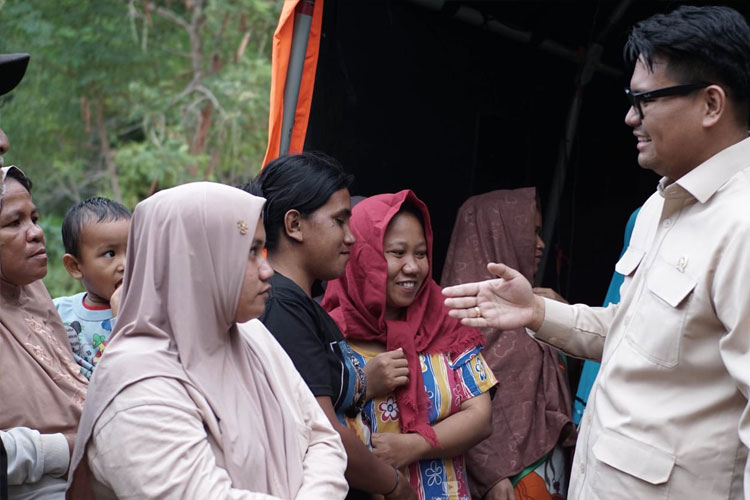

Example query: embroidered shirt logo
[237,220,248,235]
[676,255,688,273]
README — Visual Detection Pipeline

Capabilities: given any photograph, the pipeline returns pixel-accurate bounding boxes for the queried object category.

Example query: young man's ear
[62,253,84,280]
[283,209,304,243]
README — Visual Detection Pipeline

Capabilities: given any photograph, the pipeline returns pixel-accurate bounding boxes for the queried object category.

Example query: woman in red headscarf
[323,190,496,500]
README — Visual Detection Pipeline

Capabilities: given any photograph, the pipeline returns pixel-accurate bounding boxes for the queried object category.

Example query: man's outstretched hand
[442,263,545,331]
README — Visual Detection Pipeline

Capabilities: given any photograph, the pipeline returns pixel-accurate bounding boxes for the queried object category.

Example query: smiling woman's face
[383,211,429,320]
[0,177,47,285]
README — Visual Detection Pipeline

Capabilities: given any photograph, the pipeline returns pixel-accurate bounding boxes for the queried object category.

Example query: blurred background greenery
[1,0,279,297]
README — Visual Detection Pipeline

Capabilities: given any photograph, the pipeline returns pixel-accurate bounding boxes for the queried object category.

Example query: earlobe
[62,253,84,280]
[702,85,726,127]
[283,210,304,243]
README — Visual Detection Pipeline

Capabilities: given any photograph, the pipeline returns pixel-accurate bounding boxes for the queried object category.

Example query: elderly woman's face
[0,178,47,285]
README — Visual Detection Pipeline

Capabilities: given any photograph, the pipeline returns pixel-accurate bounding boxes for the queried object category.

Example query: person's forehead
[0,179,35,215]
[320,189,352,213]
[630,57,674,88]
[78,218,130,243]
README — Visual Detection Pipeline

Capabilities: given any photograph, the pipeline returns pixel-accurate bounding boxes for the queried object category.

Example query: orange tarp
[262,0,324,167]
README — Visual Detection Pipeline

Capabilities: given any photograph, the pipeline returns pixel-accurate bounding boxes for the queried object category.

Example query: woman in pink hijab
[441,189,575,500]
[1,166,88,499]
[67,182,348,499]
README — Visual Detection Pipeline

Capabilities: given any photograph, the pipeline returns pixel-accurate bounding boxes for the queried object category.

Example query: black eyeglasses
[624,82,710,119]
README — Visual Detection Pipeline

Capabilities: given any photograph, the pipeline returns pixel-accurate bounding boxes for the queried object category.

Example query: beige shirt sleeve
[530,298,619,362]
[0,428,69,485]
[711,226,750,498]
[87,378,281,500]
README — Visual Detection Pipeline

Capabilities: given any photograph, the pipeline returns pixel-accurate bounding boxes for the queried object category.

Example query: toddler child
[54,196,131,378]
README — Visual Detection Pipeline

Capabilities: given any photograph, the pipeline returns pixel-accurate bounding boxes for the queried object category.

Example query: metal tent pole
[280,0,315,156]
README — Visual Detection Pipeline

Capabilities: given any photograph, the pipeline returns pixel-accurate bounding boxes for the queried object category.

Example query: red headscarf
[322,190,484,447]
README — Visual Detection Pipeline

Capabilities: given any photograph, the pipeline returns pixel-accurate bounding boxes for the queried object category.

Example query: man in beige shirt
[443,5,750,500]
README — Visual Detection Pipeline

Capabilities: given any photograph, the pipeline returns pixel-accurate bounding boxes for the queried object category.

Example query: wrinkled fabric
[0,166,87,449]
[441,188,575,498]
[537,136,750,499]
[68,182,304,498]
[323,190,485,446]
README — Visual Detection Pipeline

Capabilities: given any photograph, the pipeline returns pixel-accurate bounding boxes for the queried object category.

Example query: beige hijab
[0,166,87,443]
[68,182,304,497]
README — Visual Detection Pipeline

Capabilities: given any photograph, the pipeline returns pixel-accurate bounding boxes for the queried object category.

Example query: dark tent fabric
[299,0,750,307]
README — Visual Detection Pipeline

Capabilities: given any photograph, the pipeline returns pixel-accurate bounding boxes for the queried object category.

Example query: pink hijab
[0,166,87,446]
[68,182,303,497]
[441,188,575,497]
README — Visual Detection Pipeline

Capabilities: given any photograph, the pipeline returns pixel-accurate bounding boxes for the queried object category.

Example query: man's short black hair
[62,197,132,258]
[624,5,750,127]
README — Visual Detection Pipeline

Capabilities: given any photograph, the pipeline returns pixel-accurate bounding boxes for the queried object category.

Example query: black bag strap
[0,433,8,500]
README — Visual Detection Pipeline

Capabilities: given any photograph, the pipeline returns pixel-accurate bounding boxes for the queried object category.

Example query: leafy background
[1,0,279,296]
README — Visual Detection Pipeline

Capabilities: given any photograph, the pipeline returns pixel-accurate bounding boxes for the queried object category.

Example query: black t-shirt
[260,272,350,409]
[261,272,370,500]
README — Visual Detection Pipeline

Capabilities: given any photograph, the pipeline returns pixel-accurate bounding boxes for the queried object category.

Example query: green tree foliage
[0,0,279,296]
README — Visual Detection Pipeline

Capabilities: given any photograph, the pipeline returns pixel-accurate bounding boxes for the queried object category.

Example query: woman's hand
[485,478,516,500]
[365,348,409,400]
[371,432,424,469]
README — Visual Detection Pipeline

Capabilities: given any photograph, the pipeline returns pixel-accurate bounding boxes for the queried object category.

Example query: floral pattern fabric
[346,346,497,500]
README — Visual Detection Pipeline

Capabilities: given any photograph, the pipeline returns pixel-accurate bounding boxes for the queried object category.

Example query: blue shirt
[53,292,115,379]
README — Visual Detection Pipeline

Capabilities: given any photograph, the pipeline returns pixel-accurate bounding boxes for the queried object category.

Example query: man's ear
[702,85,727,128]
[62,253,84,281]
[283,209,304,243]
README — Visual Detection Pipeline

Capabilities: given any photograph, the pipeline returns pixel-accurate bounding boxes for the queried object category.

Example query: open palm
[442,263,542,331]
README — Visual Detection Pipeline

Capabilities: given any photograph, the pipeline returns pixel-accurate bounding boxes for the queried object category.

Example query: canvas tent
[262,0,750,307]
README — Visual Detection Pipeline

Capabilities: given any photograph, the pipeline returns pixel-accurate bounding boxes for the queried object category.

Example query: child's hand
[110,285,123,316]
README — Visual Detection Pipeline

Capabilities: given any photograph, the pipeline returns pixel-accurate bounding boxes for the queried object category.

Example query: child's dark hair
[242,152,354,251]
[62,197,132,258]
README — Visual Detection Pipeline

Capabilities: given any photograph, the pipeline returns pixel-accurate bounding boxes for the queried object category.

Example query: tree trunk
[96,101,123,203]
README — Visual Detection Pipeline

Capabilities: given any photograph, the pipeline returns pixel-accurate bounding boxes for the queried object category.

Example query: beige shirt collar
[658,136,750,203]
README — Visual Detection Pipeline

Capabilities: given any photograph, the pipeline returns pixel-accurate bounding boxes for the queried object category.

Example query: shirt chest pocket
[626,256,696,368]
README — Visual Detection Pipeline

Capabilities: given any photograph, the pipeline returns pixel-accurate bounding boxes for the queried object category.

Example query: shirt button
[663,219,672,228]
[580,463,585,474]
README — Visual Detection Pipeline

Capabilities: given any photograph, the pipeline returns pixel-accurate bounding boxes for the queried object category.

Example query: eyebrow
[385,239,427,247]
[252,238,265,247]
[333,208,352,218]
[0,207,38,221]
[91,240,127,251]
